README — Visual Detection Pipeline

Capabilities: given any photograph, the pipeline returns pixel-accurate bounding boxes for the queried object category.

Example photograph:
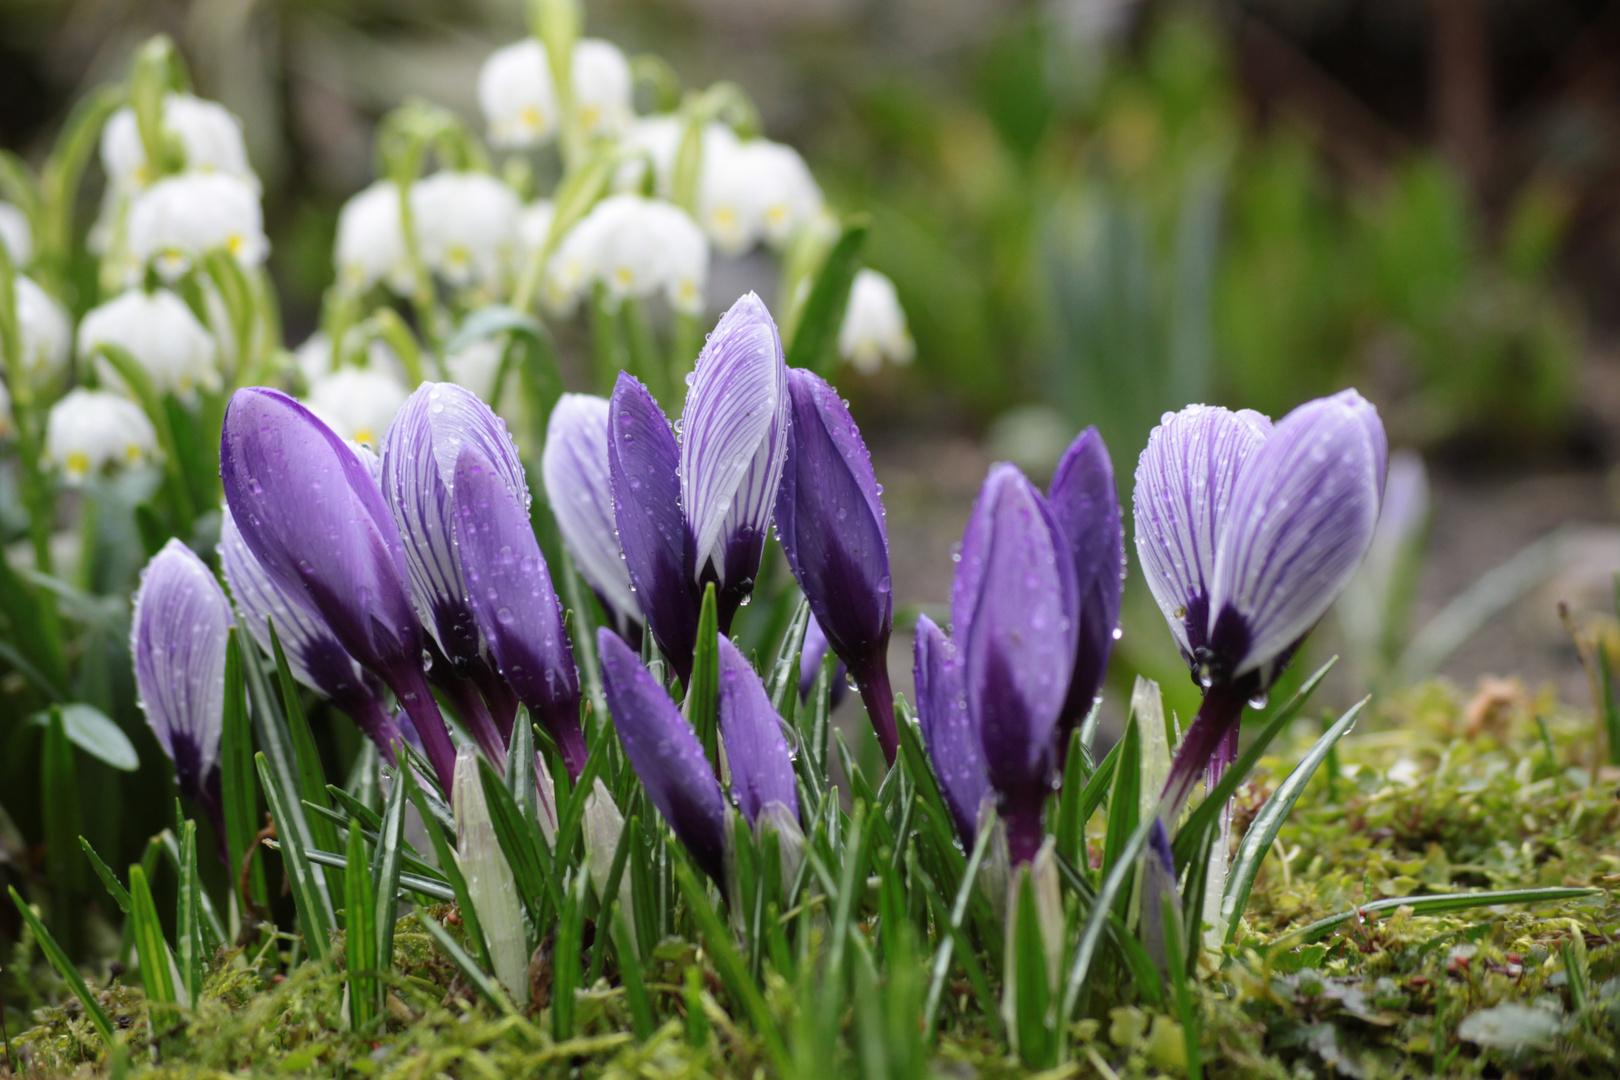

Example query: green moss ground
[6,678,1619,1079]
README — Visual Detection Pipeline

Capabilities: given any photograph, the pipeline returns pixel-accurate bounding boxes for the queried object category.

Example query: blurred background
[6,0,1620,720]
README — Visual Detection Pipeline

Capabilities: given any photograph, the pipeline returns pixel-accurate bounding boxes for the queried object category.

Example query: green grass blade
[687,583,720,774]
[1267,887,1601,954]
[78,837,131,914]
[413,905,515,1013]
[1011,870,1054,1067]
[784,217,868,374]
[1060,817,1157,1034]
[176,818,203,1008]
[372,765,408,992]
[1160,894,1202,1080]
[8,886,114,1044]
[402,766,492,968]
[128,864,180,1015]
[345,824,378,1030]
[255,752,332,959]
[1099,713,1140,882]
[477,755,561,923]
[552,865,589,1042]
[1220,697,1368,945]
[267,619,343,901]
[42,707,82,954]
[766,597,811,718]
[220,630,265,908]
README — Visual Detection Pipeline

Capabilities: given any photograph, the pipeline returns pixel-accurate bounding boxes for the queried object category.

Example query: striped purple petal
[1046,427,1125,751]
[913,614,988,849]
[679,292,788,626]
[130,539,231,802]
[542,393,641,639]
[598,628,726,885]
[1207,389,1386,684]
[609,371,698,682]
[1132,404,1272,666]
[452,441,585,779]
[716,635,798,825]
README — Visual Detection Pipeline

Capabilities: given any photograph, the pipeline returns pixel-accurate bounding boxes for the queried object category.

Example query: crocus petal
[221,387,421,680]
[598,628,726,884]
[679,292,788,617]
[716,635,798,825]
[452,442,585,778]
[797,613,847,706]
[914,614,989,849]
[220,505,402,755]
[1207,389,1386,683]
[609,371,698,681]
[1132,405,1272,665]
[1046,427,1125,742]
[774,367,891,682]
[382,382,526,668]
[542,393,641,635]
[131,539,232,800]
[956,464,1078,800]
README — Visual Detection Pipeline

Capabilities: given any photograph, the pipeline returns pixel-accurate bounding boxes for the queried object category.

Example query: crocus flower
[598,628,726,884]
[381,381,525,756]
[131,539,232,847]
[796,613,846,708]
[609,292,788,682]
[453,440,587,779]
[219,504,404,758]
[1135,391,1386,819]
[542,393,642,643]
[1046,427,1125,762]
[716,635,799,827]
[913,614,989,849]
[773,367,896,762]
[220,387,458,792]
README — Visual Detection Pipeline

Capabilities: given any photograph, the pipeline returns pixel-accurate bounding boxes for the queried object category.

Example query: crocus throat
[385,664,458,793]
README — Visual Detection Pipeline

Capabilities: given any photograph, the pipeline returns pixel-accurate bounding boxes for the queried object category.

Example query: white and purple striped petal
[452,441,586,779]
[1206,389,1386,682]
[542,394,641,638]
[679,292,788,622]
[598,628,726,885]
[130,539,231,804]
[609,372,698,682]
[914,614,989,850]
[716,635,798,826]
[1132,404,1271,665]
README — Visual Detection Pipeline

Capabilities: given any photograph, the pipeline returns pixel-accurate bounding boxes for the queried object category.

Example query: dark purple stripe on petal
[598,628,727,885]
[716,635,799,826]
[609,372,698,683]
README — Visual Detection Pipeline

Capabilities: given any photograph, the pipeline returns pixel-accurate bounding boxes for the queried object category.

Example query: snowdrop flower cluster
[293,332,408,388]
[334,173,523,296]
[125,171,268,282]
[545,194,708,315]
[79,289,219,402]
[302,366,411,448]
[839,269,914,374]
[45,387,160,483]
[14,276,72,383]
[478,38,632,149]
[0,203,32,266]
[334,182,414,294]
[100,94,256,194]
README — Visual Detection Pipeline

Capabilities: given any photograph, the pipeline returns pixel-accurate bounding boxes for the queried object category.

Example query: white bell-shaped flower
[46,387,160,483]
[126,172,267,281]
[303,366,411,448]
[571,39,633,139]
[15,276,71,382]
[700,134,822,254]
[545,194,708,315]
[80,288,219,402]
[612,115,685,194]
[100,94,256,193]
[478,39,559,149]
[334,181,413,294]
[839,269,914,374]
[293,332,408,388]
[408,172,522,292]
[0,202,32,266]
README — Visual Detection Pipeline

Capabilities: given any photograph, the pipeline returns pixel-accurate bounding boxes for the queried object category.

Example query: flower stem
[856,658,896,767]
[1159,680,1248,823]
[1003,796,1045,868]
[389,666,458,794]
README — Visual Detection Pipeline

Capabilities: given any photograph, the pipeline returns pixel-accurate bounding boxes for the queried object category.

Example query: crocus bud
[681,292,790,625]
[452,747,529,1002]
[453,440,586,779]
[955,465,1078,866]
[1045,427,1125,759]
[598,628,726,885]
[131,539,231,843]
[542,394,641,643]
[220,505,404,757]
[774,366,896,762]
[716,636,799,826]
[221,387,458,792]
[608,371,698,682]
[796,613,847,708]
[913,614,990,850]
[1137,391,1386,819]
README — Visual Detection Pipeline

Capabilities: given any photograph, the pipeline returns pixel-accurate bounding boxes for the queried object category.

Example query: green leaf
[1099,712,1140,882]
[371,765,408,996]
[29,704,137,771]
[1220,697,1368,945]
[687,583,721,774]
[8,886,115,1045]
[129,864,180,1014]
[42,707,82,954]
[403,766,492,968]
[477,755,561,925]
[255,752,332,959]
[1011,869,1055,1068]
[766,597,811,719]
[92,342,195,533]
[552,862,589,1042]
[1268,887,1601,955]
[1060,816,1157,1036]
[922,811,998,1037]
[267,621,343,901]
[291,844,455,902]
[784,218,868,374]
[1171,656,1336,869]
[345,824,379,1030]
[1160,893,1203,1080]
[176,817,204,1008]
[220,631,265,907]
[78,837,131,914]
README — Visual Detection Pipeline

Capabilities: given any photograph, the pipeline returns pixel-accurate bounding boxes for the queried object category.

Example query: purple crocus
[913,614,989,849]
[1046,428,1125,760]
[1136,391,1386,819]
[130,539,232,848]
[773,367,896,762]
[220,505,405,757]
[797,613,847,708]
[717,635,799,826]
[220,387,459,793]
[598,628,727,884]
[609,293,788,682]
[453,441,587,780]
[542,393,642,644]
